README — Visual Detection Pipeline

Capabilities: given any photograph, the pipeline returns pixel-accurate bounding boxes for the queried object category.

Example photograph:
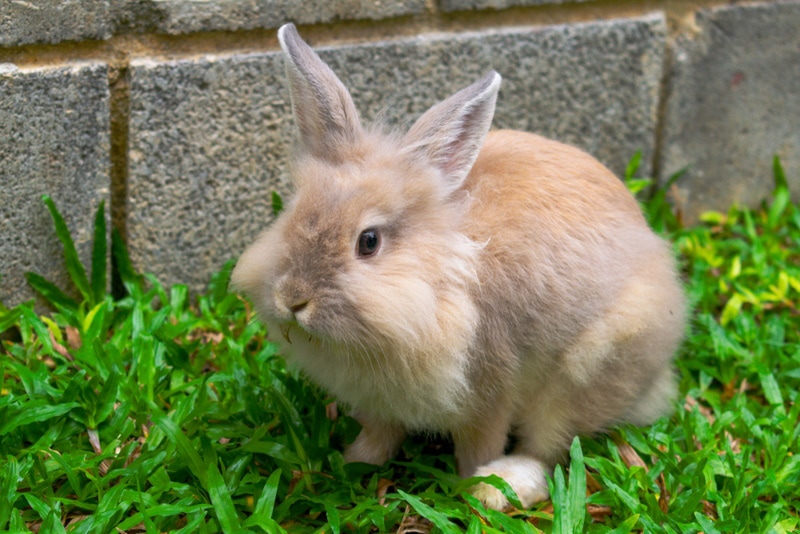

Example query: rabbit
[231,22,687,511]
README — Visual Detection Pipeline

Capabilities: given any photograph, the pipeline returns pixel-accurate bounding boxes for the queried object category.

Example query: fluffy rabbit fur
[232,23,687,510]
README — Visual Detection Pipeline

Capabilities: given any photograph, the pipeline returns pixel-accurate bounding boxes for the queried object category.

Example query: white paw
[471,481,511,511]
[471,455,550,510]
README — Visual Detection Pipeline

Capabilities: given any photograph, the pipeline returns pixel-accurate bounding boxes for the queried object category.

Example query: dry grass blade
[685,395,716,424]
[657,473,670,514]
[66,326,82,350]
[587,504,613,521]
[326,401,338,421]
[612,433,648,470]
[396,506,433,534]
[377,478,396,506]
[49,330,73,361]
[586,470,603,493]
[702,500,719,520]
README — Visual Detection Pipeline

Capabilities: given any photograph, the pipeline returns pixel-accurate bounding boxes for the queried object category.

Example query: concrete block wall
[1,0,798,305]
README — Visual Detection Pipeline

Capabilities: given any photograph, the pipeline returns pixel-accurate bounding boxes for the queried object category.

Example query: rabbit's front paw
[471,455,550,510]
[344,419,405,466]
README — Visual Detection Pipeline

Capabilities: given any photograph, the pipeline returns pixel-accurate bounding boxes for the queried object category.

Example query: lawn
[1,158,798,533]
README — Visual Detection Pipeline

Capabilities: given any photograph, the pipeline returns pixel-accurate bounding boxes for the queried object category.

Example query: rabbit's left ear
[278,23,363,162]
[401,71,501,194]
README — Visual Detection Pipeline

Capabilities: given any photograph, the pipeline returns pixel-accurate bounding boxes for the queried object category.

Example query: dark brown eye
[357,228,381,257]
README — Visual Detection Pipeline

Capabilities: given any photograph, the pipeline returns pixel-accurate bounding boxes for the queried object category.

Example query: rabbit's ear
[278,23,363,161]
[402,71,501,193]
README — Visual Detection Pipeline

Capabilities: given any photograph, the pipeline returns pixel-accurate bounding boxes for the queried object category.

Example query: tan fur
[231,23,687,511]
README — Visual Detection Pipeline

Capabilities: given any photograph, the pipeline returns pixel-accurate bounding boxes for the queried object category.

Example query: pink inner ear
[440,105,491,178]
[402,71,500,191]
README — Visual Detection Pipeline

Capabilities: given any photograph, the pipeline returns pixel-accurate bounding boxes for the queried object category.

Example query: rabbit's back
[462,130,685,439]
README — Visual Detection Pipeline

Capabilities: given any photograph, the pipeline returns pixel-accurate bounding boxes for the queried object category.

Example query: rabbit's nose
[277,278,313,316]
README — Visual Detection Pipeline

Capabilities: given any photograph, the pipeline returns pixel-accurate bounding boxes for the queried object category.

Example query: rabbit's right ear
[278,23,363,162]
[401,71,501,195]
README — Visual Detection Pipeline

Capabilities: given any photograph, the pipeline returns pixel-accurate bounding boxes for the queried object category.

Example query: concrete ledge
[127,14,665,292]
[0,63,110,307]
[0,1,426,46]
[440,0,593,12]
[660,1,800,220]
[123,0,426,35]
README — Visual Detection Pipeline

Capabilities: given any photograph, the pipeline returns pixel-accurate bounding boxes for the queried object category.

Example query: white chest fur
[275,321,474,431]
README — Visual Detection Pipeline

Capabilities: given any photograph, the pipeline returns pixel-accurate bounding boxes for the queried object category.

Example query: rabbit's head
[232,24,501,364]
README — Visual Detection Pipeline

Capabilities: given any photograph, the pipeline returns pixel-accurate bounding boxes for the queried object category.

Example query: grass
[1,157,799,533]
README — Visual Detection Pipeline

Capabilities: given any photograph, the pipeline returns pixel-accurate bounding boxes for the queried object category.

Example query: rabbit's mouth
[278,319,316,345]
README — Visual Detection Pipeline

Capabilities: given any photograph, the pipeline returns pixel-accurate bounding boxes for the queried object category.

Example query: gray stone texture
[440,0,593,12]
[128,14,666,292]
[114,0,426,35]
[661,1,800,221]
[0,1,425,47]
[0,2,111,47]
[0,63,110,307]
[127,54,294,292]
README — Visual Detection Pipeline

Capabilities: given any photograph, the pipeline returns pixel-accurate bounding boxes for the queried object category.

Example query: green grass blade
[323,500,341,534]
[768,161,791,227]
[0,456,22,529]
[207,462,243,533]
[90,200,107,304]
[112,227,139,293]
[0,401,80,435]
[25,272,78,314]
[397,490,460,534]
[40,510,69,534]
[759,372,784,406]
[23,493,52,523]
[773,155,788,191]
[567,437,586,534]
[252,469,282,521]
[551,465,568,534]
[18,306,55,356]
[625,151,642,181]
[271,191,284,216]
[608,514,640,534]
[46,450,85,501]
[0,306,22,334]
[150,408,208,487]
[42,195,91,302]
[694,512,721,534]
[136,489,159,534]
[466,515,483,534]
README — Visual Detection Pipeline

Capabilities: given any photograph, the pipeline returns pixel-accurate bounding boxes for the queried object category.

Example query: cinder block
[127,54,294,292]
[440,0,593,12]
[111,0,426,35]
[0,2,110,46]
[660,1,800,221]
[0,64,110,308]
[128,14,665,291]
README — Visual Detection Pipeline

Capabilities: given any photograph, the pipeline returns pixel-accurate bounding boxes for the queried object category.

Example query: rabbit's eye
[357,229,381,257]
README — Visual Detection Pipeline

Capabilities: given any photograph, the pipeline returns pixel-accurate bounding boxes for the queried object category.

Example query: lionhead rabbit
[232,23,687,510]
